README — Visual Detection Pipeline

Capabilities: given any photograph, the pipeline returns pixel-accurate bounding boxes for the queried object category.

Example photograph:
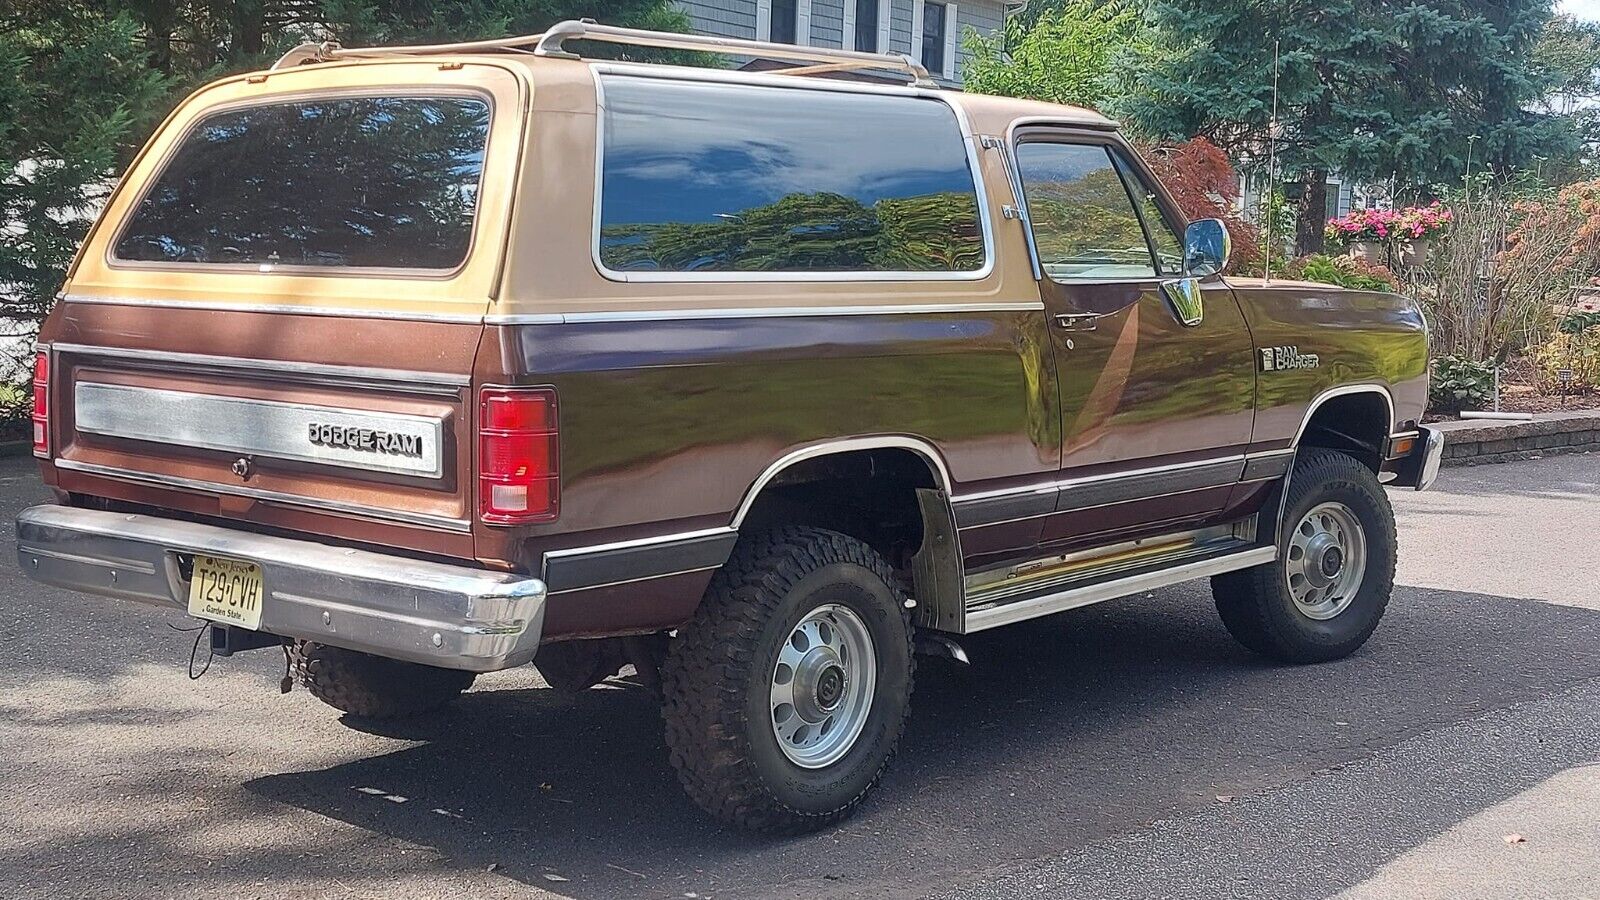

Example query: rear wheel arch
[731,439,964,628]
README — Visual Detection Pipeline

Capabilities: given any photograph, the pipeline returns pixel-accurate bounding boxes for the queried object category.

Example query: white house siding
[674,0,1008,84]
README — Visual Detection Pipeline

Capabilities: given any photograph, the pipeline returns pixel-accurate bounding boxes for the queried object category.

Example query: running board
[963,545,1277,633]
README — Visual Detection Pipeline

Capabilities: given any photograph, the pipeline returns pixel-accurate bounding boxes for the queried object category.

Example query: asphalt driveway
[1,453,1596,899]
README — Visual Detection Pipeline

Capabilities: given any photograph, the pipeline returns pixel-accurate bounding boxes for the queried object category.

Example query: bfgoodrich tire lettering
[660,527,914,834]
[1212,448,1398,663]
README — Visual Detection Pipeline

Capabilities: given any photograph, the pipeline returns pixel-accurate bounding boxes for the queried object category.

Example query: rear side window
[114,96,491,271]
[597,75,986,275]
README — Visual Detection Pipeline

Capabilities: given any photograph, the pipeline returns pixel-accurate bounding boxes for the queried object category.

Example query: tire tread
[659,526,914,835]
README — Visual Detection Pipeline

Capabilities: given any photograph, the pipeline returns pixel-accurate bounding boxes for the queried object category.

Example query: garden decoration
[1326,203,1453,266]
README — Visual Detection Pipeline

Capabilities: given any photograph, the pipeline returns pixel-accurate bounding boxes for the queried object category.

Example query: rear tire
[1212,448,1397,663]
[660,527,914,834]
[295,642,476,719]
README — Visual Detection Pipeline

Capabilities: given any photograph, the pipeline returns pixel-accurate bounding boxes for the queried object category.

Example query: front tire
[1212,448,1397,663]
[660,527,914,834]
[295,642,476,719]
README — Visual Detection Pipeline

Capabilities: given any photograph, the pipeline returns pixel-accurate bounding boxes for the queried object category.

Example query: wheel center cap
[1321,546,1344,578]
[815,665,847,711]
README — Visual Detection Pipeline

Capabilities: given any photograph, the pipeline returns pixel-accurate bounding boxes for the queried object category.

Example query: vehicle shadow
[247,582,1600,900]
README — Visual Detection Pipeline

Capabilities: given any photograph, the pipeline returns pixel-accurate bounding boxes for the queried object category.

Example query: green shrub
[1532,314,1600,393]
[1287,254,1401,292]
[1429,355,1497,412]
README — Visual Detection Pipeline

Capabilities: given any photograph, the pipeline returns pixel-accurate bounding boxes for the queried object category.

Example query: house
[676,0,1014,84]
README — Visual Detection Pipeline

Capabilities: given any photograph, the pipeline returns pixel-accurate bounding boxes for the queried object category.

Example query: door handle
[1053,313,1098,331]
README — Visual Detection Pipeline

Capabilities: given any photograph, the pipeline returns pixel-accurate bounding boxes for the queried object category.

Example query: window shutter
[843,0,857,49]
[878,0,892,53]
[757,0,773,41]
[797,0,812,45]
[910,0,925,63]
[943,3,957,79]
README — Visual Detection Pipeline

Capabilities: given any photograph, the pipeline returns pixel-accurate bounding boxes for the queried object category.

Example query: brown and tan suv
[16,21,1441,833]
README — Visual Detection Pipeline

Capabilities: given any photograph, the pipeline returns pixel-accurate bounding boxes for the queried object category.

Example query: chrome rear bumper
[15,505,547,672]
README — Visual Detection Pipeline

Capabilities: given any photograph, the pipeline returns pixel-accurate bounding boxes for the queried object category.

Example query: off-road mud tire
[1212,448,1397,663]
[660,527,915,834]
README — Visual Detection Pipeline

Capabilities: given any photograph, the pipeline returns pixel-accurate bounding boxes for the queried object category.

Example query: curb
[1432,408,1600,467]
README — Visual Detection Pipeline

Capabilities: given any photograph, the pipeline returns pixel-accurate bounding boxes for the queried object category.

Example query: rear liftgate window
[597,75,986,274]
[114,96,491,270]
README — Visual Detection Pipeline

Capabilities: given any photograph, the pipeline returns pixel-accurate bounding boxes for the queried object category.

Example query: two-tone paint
[32,52,1429,648]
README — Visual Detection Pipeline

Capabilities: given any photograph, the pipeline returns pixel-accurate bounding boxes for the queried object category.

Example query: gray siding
[674,0,1008,83]
[678,0,758,39]
[890,0,913,54]
[812,0,846,48]
[956,0,1004,76]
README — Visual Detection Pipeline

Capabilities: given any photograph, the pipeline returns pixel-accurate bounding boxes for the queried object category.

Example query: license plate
[187,555,265,631]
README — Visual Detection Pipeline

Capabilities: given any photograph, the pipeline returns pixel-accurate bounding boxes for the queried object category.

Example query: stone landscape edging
[1432,408,1600,467]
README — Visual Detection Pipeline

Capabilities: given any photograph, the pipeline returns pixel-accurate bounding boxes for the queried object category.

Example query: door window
[1112,155,1185,275]
[1014,141,1158,282]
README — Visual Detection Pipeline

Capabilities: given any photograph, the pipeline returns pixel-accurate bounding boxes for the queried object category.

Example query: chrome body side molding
[963,545,1277,633]
[733,436,957,528]
[58,293,488,326]
[51,340,472,391]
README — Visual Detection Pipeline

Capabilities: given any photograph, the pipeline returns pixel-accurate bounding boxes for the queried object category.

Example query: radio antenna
[1264,38,1280,284]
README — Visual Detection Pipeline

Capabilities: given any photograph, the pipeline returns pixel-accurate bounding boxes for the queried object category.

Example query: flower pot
[1396,236,1432,268]
[1347,241,1384,264]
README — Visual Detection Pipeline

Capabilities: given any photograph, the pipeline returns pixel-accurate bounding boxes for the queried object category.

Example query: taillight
[31,351,48,457]
[478,387,558,524]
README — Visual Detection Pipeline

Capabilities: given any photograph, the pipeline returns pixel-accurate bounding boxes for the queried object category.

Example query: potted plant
[1325,207,1401,263]
[1394,201,1452,267]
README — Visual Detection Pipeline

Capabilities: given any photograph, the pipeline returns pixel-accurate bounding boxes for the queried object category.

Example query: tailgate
[43,305,484,558]
[34,59,531,560]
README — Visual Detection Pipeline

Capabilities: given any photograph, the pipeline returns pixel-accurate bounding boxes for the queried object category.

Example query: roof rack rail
[273,19,940,87]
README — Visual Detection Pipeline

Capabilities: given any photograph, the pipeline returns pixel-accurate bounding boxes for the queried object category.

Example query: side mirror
[1184,218,1231,277]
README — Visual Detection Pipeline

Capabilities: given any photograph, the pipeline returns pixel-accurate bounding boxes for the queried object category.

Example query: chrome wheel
[1285,501,1368,620]
[770,603,877,769]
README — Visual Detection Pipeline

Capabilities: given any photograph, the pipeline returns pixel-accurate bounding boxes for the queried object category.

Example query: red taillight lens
[478,387,558,524]
[30,351,48,457]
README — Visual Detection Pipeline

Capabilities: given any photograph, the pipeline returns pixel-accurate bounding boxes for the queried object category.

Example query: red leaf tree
[1137,137,1264,274]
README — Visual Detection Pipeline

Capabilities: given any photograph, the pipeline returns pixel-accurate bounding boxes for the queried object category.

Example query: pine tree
[1119,0,1577,254]
[0,0,694,426]
[0,5,170,396]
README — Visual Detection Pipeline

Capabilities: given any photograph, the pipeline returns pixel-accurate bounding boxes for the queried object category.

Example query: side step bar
[963,545,1276,633]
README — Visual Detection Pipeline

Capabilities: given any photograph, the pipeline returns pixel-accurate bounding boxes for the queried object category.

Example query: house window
[771,0,798,44]
[855,0,878,51]
[921,2,946,75]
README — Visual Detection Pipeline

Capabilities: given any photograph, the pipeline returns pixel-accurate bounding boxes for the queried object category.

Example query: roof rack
[273,19,940,87]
